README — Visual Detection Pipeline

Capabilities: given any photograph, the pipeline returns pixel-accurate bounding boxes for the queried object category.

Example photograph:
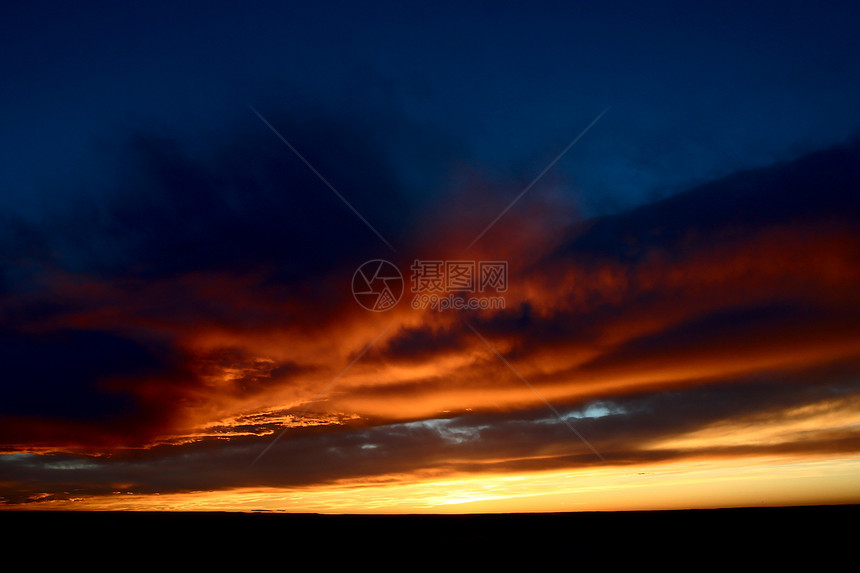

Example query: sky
[1,0,860,512]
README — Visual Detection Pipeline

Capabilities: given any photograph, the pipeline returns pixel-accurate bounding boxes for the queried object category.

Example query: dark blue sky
[3,0,860,220]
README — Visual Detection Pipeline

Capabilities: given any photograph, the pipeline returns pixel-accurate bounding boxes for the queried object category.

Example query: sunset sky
[2,0,860,512]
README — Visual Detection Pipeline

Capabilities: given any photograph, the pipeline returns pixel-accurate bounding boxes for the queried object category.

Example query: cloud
[1,102,859,505]
[3,369,859,504]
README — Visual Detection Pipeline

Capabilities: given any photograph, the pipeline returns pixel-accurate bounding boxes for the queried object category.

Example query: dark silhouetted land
[1,505,855,566]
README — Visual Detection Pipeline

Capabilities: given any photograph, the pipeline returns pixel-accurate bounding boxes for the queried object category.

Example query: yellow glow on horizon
[18,454,860,514]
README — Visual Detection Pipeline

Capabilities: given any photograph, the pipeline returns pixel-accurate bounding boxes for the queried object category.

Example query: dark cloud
[374,323,469,362]
[0,328,160,420]
[550,136,860,264]
[46,119,409,281]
